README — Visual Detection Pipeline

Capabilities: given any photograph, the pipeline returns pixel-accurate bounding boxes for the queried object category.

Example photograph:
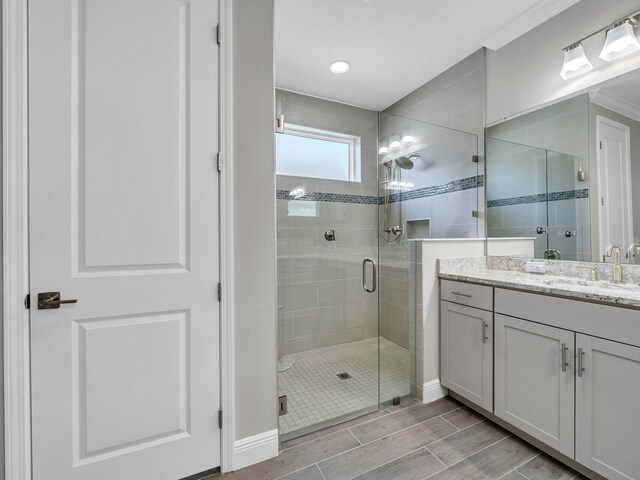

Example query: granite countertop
[438,257,640,310]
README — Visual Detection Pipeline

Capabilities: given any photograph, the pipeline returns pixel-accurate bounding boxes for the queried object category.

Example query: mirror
[486,68,640,264]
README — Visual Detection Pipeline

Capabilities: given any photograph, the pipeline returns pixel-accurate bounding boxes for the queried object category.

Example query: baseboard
[233,428,279,471]
[422,379,448,403]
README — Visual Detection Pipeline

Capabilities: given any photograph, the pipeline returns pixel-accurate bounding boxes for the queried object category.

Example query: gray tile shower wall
[277,200,379,355]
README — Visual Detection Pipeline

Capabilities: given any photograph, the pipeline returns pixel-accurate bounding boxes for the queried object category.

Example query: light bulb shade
[378,145,388,154]
[389,135,401,150]
[599,22,640,61]
[401,133,416,145]
[560,45,593,80]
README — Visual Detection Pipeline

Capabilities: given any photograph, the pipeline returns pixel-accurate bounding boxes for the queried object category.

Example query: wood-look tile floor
[214,397,587,480]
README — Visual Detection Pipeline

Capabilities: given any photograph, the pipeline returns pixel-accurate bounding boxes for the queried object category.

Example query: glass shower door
[486,138,549,258]
[275,89,380,438]
[378,113,479,404]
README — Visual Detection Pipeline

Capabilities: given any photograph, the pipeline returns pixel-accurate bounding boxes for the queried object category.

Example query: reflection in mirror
[486,68,640,264]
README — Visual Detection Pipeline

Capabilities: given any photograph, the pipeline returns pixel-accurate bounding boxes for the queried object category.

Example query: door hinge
[601,197,604,206]
[279,395,288,416]
[472,210,480,218]
[217,282,222,301]
[24,294,30,309]
[471,155,479,163]
[218,408,223,428]
[276,114,285,134]
[599,141,603,149]
[217,152,222,172]
[216,23,221,45]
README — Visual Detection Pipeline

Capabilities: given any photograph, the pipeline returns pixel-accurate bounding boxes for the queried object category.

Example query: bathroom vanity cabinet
[440,281,493,412]
[494,314,575,458]
[440,279,640,480]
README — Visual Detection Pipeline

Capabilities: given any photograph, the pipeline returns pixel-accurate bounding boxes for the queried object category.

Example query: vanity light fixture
[599,21,640,61]
[329,60,351,74]
[401,132,416,145]
[560,44,592,80]
[389,135,402,151]
[560,9,640,80]
[378,142,389,155]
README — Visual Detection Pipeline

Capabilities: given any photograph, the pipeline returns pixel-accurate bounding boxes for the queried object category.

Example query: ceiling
[275,0,580,111]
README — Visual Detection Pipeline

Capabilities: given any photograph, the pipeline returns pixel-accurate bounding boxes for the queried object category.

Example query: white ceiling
[275,0,581,111]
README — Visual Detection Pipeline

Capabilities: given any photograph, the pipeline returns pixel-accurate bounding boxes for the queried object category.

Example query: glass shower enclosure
[275,89,381,437]
[275,90,481,440]
[486,138,590,261]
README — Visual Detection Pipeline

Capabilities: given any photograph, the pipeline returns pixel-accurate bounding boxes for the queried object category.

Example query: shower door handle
[362,258,377,293]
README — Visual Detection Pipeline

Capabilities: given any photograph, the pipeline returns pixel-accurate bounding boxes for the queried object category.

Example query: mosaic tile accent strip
[487,188,589,208]
[548,189,589,202]
[276,190,380,204]
[388,175,483,204]
[276,175,484,206]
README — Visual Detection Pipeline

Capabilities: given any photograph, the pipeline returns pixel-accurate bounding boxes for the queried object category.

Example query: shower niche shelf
[406,218,431,240]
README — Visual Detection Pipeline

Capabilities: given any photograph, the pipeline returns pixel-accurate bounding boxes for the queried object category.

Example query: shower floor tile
[278,337,410,435]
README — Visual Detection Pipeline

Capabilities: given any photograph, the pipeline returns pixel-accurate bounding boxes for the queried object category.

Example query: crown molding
[482,0,581,51]
[589,88,640,122]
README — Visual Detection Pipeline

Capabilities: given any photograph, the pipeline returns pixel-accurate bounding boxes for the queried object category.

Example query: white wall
[486,0,640,125]
[232,0,278,445]
[419,240,486,393]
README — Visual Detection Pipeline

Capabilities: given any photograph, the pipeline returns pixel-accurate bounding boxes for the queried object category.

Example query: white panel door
[576,334,640,480]
[28,1,221,479]
[596,115,634,258]
[494,315,575,458]
[440,301,493,411]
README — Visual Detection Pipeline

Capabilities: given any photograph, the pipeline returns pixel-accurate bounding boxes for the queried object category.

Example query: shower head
[395,156,415,170]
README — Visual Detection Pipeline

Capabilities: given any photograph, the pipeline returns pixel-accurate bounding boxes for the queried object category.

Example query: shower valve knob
[391,225,403,235]
[324,229,336,241]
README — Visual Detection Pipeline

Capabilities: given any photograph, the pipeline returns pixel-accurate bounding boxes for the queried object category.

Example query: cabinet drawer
[441,279,493,311]
[495,288,640,346]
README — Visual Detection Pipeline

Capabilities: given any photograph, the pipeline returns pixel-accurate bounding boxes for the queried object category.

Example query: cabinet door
[495,314,575,457]
[576,334,640,480]
[441,301,493,411]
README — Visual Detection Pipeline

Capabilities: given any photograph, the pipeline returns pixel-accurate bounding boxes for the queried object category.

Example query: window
[276,124,361,182]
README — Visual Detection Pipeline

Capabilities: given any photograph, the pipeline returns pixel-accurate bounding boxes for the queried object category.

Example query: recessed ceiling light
[329,60,351,74]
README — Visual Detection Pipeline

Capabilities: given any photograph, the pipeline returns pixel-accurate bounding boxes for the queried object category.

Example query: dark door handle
[38,292,78,310]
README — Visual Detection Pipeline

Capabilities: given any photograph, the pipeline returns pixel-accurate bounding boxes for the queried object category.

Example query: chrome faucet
[544,249,560,260]
[606,244,623,284]
[628,244,640,264]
